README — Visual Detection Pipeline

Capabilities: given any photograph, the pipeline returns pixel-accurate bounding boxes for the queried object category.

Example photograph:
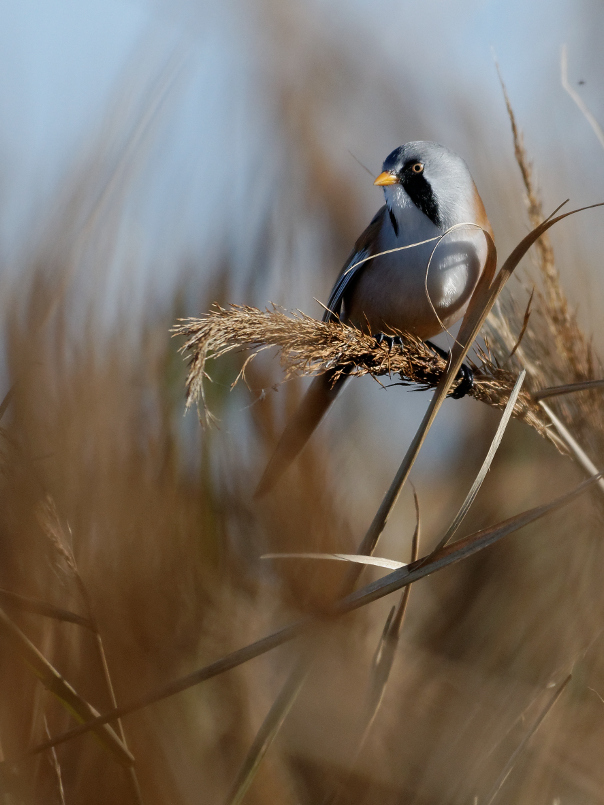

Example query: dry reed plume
[173,304,552,439]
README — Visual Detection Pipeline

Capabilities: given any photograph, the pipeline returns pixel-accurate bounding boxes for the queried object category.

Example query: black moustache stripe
[403,174,443,230]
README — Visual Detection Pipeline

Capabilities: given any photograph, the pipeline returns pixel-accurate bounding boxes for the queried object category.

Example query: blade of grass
[78,586,145,803]
[0,606,134,767]
[0,387,14,422]
[44,716,66,805]
[506,289,533,362]
[372,491,420,686]
[539,402,604,496]
[533,379,604,400]
[0,588,93,630]
[327,508,420,805]
[23,472,598,758]
[483,675,571,805]
[224,660,310,805]
[428,370,526,557]
[261,554,406,570]
[561,45,604,150]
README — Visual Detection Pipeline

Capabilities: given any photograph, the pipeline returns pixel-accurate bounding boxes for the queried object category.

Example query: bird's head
[374,141,481,231]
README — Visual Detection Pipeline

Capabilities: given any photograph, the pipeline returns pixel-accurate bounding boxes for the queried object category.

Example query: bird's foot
[425,340,474,399]
[451,362,474,399]
[374,333,405,351]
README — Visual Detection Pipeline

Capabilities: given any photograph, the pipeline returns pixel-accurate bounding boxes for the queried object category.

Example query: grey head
[375,141,481,232]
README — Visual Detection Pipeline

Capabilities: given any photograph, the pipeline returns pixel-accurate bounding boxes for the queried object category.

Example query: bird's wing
[322,205,387,323]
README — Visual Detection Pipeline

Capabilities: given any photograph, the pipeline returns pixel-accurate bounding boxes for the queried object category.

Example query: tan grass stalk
[428,370,526,556]
[539,402,604,496]
[534,379,604,400]
[43,716,66,805]
[262,554,406,570]
[483,675,571,805]
[328,501,421,805]
[0,606,134,767]
[0,589,94,630]
[224,660,310,805]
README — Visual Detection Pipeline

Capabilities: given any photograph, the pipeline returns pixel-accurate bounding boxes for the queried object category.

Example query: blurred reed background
[0,0,604,803]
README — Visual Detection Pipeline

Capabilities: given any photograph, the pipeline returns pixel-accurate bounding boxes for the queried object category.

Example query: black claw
[374,333,404,352]
[451,362,474,399]
[425,341,474,399]
[425,340,448,360]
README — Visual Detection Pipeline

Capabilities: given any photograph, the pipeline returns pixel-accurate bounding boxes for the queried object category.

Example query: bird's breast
[343,207,488,340]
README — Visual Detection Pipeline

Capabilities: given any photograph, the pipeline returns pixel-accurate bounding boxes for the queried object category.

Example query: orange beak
[373,171,398,187]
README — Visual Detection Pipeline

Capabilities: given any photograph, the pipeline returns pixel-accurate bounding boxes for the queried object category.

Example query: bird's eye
[411,162,424,174]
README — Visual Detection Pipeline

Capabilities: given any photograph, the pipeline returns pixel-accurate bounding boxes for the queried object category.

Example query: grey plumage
[255,142,492,498]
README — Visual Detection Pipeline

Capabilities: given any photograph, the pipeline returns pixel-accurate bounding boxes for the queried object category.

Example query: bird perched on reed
[256,141,493,497]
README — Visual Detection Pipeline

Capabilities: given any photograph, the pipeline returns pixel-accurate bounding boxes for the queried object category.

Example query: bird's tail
[254,368,349,498]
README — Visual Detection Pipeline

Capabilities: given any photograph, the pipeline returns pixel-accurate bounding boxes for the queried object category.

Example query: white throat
[382,184,441,246]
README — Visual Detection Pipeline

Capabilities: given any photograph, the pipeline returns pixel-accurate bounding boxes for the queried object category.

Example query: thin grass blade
[483,675,571,805]
[389,490,420,640]
[539,402,604,497]
[534,379,604,400]
[261,553,406,570]
[224,660,310,805]
[0,588,94,630]
[506,289,533,362]
[465,202,604,351]
[369,495,420,711]
[428,369,525,556]
[0,606,134,767]
[328,509,420,805]
[561,45,604,150]
[44,716,66,805]
[0,386,14,422]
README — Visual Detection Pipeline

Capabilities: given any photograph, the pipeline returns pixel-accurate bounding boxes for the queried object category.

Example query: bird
[255,141,492,498]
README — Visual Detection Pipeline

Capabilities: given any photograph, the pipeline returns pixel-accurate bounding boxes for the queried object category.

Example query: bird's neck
[384,186,442,244]
[385,182,482,236]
